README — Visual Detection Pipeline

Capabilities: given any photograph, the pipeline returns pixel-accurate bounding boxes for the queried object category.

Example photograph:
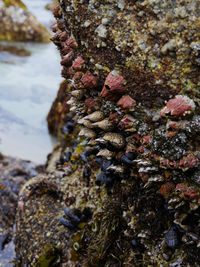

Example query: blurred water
[0,0,62,163]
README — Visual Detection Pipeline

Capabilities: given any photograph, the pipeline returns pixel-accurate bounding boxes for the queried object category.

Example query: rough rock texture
[0,0,51,42]
[16,1,200,266]
[47,80,70,137]
[0,154,39,253]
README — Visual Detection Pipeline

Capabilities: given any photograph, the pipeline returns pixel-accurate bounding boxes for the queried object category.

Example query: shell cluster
[49,3,200,266]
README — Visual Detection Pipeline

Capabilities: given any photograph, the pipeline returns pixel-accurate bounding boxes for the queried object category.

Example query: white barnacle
[84,111,105,122]
[103,132,125,149]
[97,149,114,159]
[79,128,96,139]
[92,118,114,131]
[71,90,84,100]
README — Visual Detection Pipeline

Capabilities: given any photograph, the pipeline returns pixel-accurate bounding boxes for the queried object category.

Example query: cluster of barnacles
[52,4,200,194]
[51,5,200,260]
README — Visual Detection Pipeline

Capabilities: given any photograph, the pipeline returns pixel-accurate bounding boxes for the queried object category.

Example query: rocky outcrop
[0,154,40,254]
[16,1,200,266]
[0,0,51,42]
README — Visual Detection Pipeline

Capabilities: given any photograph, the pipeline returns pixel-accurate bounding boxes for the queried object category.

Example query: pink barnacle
[61,66,70,79]
[61,44,72,56]
[160,182,175,197]
[109,112,118,122]
[160,158,177,168]
[59,31,68,42]
[101,72,127,99]
[72,57,85,71]
[66,38,78,49]
[81,71,97,89]
[53,6,62,18]
[176,183,198,200]
[117,95,136,109]
[60,51,74,66]
[85,98,96,108]
[176,183,188,193]
[118,115,135,130]
[141,134,151,145]
[160,95,195,117]
[73,71,83,83]
[118,118,132,129]
[184,187,198,200]
[166,121,179,130]
[51,23,58,33]
[57,20,65,31]
[179,154,199,169]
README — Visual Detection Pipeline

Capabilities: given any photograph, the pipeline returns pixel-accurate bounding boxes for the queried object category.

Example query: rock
[0,0,51,42]
[16,0,200,266]
[0,43,30,56]
[47,80,70,136]
[0,154,40,251]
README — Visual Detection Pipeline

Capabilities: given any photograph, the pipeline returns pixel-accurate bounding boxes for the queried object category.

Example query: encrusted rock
[16,0,200,266]
[0,0,50,42]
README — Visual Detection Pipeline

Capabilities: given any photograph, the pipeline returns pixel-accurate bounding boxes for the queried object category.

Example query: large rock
[16,1,200,266]
[0,0,51,42]
[0,154,40,266]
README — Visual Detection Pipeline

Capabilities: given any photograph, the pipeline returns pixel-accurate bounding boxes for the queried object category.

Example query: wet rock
[0,154,40,251]
[0,0,51,42]
[15,0,200,266]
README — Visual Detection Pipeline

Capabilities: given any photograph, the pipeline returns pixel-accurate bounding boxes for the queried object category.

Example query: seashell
[97,149,114,158]
[64,207,80,223]
[101,160,112,171]
[102,133,125,149]
[121,154,136,165]
[107,164,124,174]
[97,173,112,185]
[83,167,91,179]
[72,56,85,71]
[84,111,104,122]
[79,119,94,129]
[60,51,74,66]
[95,137,107,144]
[59,31,68,42]
[79,128,96,139]
[65,151,72,162]
[92,118,114,131]
[71,90,84,100]
[138,166,158,173]
[59,217,76,230]
[66,97,77,105]
[148,175,164,182]
[81,71,97,89]
[70,106,77,112]
[100,72,127,100]
[65,37,78,49]
[117,95,136,109]
[160,95,195,118]
[87,139,99,146]
[165,226,179,248]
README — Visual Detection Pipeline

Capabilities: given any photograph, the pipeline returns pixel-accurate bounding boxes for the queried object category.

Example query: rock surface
[16,0,200,266]
[0,154,40,254]
[0,0,51,42]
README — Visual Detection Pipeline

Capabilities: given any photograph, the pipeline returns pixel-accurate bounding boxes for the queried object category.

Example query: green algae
[34,244,62,267]
[71,200,125,266]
